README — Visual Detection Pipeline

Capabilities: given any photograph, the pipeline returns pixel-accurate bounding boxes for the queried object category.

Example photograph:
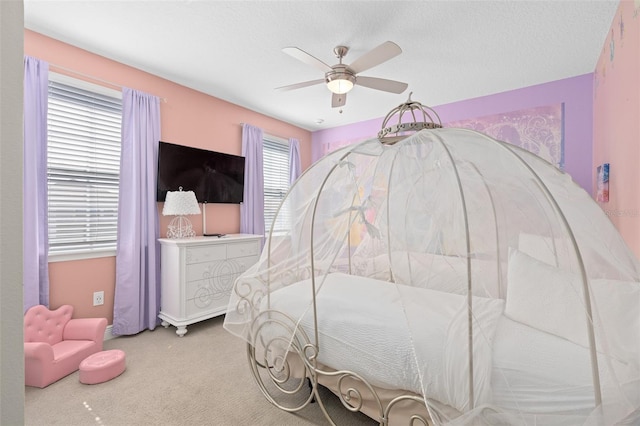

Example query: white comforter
[262,272,633,416]
[264,272,504,412]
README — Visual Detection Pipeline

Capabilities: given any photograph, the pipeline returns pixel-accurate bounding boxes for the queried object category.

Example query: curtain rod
[239,123,289,142]
[49,63,168,103]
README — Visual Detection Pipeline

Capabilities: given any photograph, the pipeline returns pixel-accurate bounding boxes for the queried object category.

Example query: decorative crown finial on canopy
[378,92,443,144]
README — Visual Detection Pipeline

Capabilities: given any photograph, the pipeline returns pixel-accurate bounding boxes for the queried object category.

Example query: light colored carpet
[24,316,377,426]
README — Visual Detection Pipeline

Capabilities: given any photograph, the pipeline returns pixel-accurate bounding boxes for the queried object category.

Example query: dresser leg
[176,326,188,337]
[161,320,169,328]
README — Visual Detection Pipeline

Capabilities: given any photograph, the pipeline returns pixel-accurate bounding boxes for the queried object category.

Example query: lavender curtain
[240,123,265,236]
[113,88,161,335]
[23,56,50,312]
[288,138,301,185]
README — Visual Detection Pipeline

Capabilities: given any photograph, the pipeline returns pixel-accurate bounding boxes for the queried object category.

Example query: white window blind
[263,138,290,234]
[47,76,122,255]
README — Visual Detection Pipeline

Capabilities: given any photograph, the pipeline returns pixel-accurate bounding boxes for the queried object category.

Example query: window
[47,74,122,259]
[263,137,291,235]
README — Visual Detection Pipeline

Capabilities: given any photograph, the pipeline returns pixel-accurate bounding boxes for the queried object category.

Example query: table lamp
[162,187,201,238]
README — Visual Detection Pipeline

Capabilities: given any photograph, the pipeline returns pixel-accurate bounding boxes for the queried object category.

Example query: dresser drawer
[233,254,260,272]
[227,241,260,259]
[186,245,226,264]
[185,289,230,318]
[184,256,259,298]
[185,260,218,283]
[186,277,233,303]
[185,270,237,301]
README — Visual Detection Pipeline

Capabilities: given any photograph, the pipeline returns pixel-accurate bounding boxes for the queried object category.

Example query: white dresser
[158,234,262,336]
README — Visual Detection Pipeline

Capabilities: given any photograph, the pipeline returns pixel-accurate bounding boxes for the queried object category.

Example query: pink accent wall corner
[25,29,312,320]
[593,0,640,258]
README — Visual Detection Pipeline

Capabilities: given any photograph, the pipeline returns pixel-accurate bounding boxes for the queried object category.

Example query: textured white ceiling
[24,0,618,131]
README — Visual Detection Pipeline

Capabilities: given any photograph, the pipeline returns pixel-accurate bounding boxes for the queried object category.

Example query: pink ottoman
[79,349,126,384]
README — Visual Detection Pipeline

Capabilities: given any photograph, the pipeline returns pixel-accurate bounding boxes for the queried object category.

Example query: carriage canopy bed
[224,98,640,425]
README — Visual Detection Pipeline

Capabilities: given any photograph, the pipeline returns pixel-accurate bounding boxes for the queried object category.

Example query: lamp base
[167,216,196,239]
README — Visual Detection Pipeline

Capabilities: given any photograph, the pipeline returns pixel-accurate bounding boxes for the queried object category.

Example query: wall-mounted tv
[156,141,245,204]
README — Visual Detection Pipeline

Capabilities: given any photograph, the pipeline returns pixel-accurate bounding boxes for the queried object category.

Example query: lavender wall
[312,74,594,193]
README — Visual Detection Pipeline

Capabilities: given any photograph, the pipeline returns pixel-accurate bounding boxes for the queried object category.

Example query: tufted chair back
[24,305,74,346]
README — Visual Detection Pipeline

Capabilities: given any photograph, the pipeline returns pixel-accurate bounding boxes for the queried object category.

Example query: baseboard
[104,325,116,341]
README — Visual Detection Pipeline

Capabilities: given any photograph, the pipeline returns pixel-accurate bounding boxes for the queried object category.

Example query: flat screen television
[156,141,245,204]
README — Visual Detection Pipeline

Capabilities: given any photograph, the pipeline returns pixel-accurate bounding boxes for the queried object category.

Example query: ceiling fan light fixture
[326,71,356,94]
[281,42,405,107]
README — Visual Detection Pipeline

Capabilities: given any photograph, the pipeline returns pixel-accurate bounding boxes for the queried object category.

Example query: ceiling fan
[276,41,408,108]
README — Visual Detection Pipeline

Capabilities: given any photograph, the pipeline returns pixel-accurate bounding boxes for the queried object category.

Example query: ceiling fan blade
[332,92,347,108]
[282,47,333,73]
[356,76,408,94]
[275,79,325,91]
[348,41,402,74]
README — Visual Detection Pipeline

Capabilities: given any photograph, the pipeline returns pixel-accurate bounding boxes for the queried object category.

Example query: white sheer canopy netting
[224,128,640,425]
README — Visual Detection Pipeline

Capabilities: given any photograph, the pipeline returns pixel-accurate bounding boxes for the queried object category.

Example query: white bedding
[264,272,504,412]
[352,250,503,297]
[261,272,632,415]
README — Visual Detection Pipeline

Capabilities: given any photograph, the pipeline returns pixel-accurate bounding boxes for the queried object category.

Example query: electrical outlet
[93,291,104,306]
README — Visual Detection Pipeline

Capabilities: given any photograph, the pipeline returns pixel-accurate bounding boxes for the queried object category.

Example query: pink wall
[25,30,312,320]
[49,257,116,323]
[313,74,595,194]
[593,0,640,258]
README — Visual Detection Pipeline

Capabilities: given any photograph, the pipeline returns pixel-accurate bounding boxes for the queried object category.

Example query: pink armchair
[24,304,108,388]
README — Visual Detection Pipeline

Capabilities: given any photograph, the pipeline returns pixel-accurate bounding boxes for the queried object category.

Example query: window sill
[265,230,290,238]
[48,248,117,263]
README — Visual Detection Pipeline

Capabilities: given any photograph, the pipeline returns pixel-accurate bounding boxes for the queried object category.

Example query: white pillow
[390,251,502,297]
[352,253,392,281]
[589,278,640,368]
[506,249,640,367]
[391,250,468,294]
[518,232,573,267]
[506,248,589,344]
